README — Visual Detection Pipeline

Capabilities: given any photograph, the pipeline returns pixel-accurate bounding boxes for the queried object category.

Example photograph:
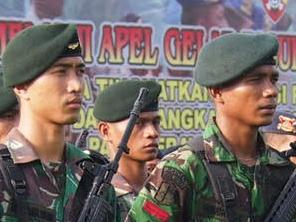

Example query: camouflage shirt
[112,173,138,220]
[0,128,119,222]
[128,120,296,222]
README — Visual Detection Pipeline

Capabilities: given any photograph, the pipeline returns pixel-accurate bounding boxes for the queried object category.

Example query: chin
[257,117,273,127]
[62,115,79,124]
[143,154,158,162]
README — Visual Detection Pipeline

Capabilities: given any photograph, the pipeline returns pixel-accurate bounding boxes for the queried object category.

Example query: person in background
[93,79,161,219]
[224,0,265,31]
[26,0,64,23]
[178,0,229,29]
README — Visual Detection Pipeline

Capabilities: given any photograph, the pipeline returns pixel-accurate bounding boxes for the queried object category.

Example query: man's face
[217,65,279,126]
[104,111,160,162]
[24,56,85,125]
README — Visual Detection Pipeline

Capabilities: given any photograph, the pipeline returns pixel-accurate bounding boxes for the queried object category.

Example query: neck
[18,110,65,163]
[215,114,258,165]
[117,156,148,193]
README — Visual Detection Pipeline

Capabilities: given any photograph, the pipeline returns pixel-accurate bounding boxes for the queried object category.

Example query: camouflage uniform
[128,120,296,222]
[0,128,118,221]
[112,173,138,220]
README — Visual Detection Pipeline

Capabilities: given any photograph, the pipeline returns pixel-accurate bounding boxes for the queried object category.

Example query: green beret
[194,33,279,87]
[94,80,161,122]
[2,23,82,87]
[0,64,17,115]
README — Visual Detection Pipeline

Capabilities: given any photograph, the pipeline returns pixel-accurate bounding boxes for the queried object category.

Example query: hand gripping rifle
[77,87,149,222]
[264,141,296,222]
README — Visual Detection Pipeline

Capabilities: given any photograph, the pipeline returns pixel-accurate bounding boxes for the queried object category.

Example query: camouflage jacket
[112,173,138,220]
[127,121,296,222]
[0,128,119,222]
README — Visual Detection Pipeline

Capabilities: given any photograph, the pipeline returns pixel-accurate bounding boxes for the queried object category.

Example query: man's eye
[136,119,144,126]
[271,77,278,84]
[52,69,66,74]
[248,77,260,82]
[153,119,161,126]
[77,68,86,76]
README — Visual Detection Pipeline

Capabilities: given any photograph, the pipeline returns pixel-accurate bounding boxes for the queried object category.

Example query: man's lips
[259,104,277,110]
[66,98,82,108]
[144,143,159,150]
[144,143,158,148]
[258,104,277,114]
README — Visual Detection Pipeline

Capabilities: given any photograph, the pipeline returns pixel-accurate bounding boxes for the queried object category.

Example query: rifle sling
[188,136,238,222]
[0,144,29,222]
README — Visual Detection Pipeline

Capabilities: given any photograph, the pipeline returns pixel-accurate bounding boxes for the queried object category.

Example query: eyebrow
[139,115,161,121]
[51,62,86,69]
[247,70,279,78]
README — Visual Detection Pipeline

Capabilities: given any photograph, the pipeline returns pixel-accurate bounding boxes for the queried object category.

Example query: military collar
[203,120,289,166]
[4,127,86,165]
[112,173,137,197]
[4,127,40,163]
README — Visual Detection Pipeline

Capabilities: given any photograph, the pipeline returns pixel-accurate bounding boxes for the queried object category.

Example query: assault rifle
[76,87,149,222]
[264,141,296,222]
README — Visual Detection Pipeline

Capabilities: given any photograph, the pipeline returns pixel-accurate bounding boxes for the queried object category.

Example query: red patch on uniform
[143,200,170,222]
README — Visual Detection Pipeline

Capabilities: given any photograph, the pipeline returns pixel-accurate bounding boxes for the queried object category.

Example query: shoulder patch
[162,167,190,190]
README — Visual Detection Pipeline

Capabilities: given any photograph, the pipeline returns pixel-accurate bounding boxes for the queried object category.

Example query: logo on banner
[262,0,288,23]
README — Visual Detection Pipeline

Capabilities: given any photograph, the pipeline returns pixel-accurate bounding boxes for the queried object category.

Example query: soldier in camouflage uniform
[0,23,118,221]
[0,61,18,143]
[128,33,296,221]
[93,80,161,220]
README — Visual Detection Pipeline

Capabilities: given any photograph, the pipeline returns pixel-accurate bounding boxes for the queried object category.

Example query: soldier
[0,63,18,143]
[128,33,296,221]
[93,80,161,219]
[0,23,118,221]
[261,111,296,164]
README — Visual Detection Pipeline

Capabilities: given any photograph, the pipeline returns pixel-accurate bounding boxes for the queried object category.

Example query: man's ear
[97,121,110,141]
[13,84,30,100]
[208,87,224,104]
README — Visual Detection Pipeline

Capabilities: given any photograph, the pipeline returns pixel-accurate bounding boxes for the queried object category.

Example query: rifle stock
[77,87,149,222]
